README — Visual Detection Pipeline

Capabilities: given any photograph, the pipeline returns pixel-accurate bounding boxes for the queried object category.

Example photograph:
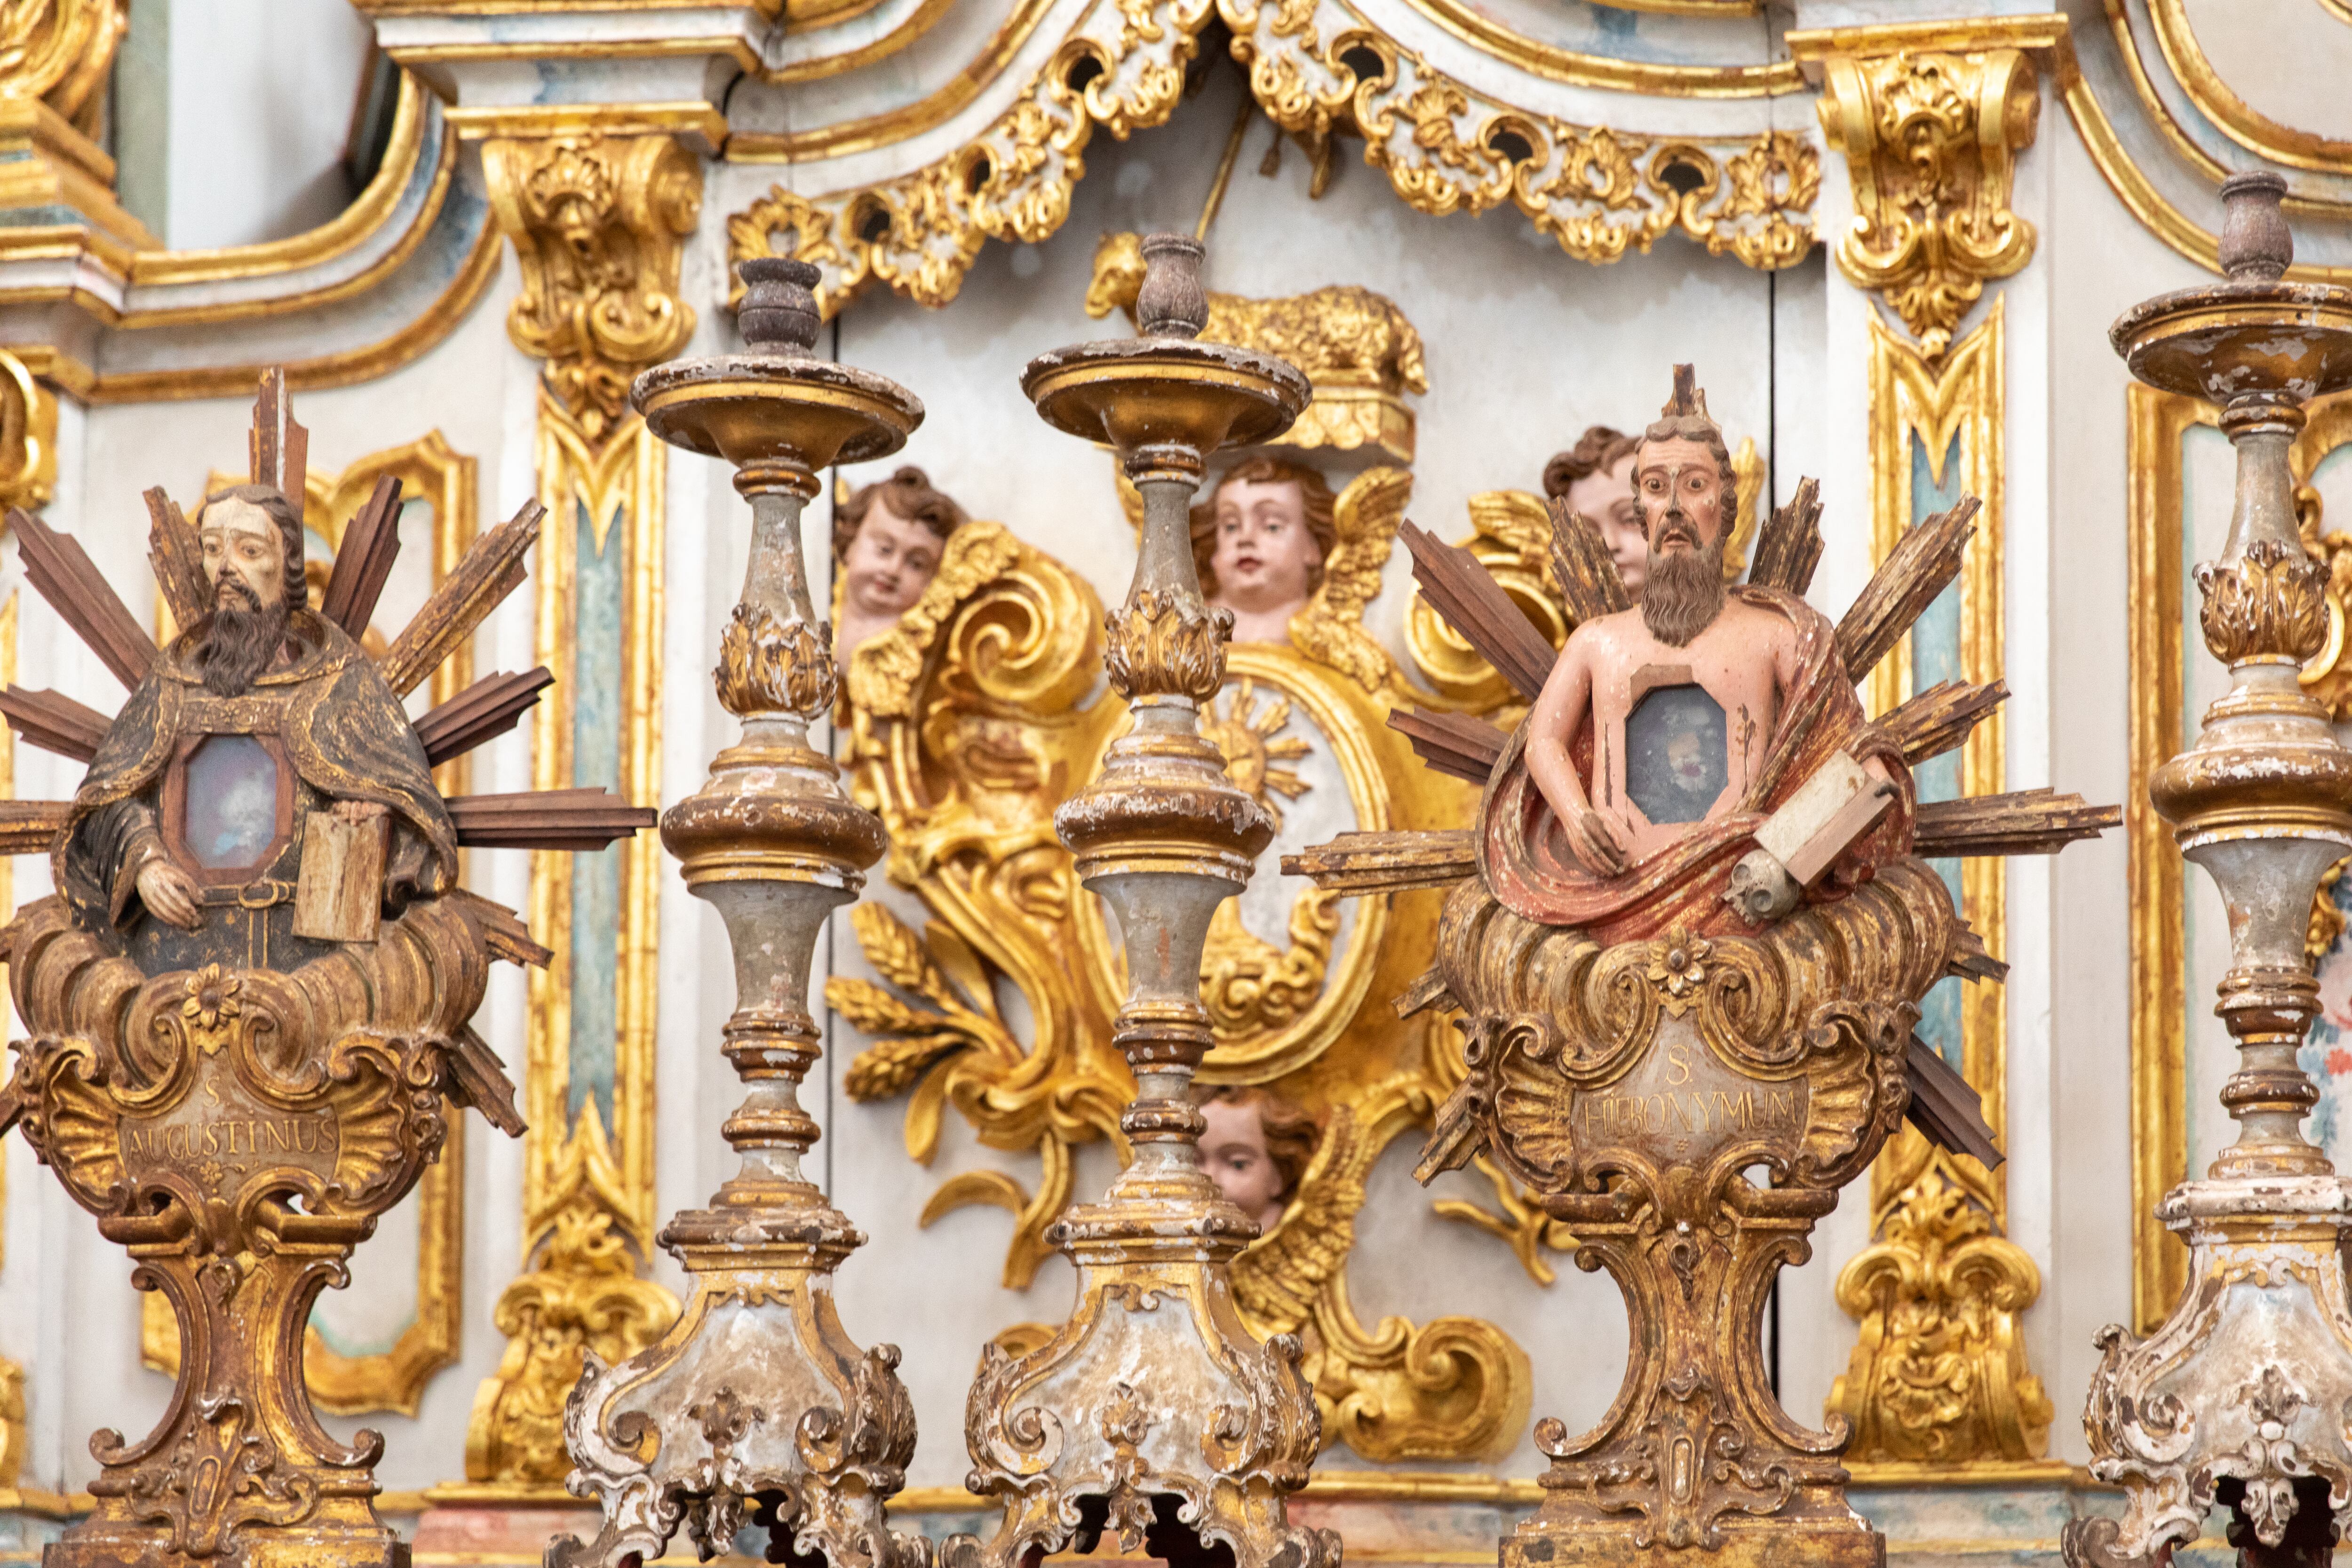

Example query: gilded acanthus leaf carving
[1105,589,1230,702]
[718,602,838,718]
[2197,535,2331,667]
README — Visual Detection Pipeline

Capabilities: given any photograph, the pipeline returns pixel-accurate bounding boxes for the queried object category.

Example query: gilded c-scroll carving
[727,0,1218,319]
[834,502,1531,1461]
[1220,0,1818,272]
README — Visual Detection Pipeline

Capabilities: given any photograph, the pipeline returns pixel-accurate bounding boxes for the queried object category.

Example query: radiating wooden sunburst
[1287,471,2121,1167]
[0,370,650,949]
[1201,677,1312,829]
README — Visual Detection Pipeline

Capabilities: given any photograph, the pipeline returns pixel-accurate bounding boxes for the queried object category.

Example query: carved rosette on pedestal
[2067,177,2352,1568]
[939,235,1336,1568]
[546,259,930,1568]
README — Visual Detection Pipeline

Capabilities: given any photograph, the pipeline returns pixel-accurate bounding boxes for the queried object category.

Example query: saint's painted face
[1209,477,1322,613]
[1566,453,1645,597]
[200,499,290,612]
[1200,1096,1286,1230]
[1635,435,1727,558]
[841,500,945,621]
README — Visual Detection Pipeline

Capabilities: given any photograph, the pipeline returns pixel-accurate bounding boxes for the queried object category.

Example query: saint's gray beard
[195,581,288,698]
[1640,525,1728,648]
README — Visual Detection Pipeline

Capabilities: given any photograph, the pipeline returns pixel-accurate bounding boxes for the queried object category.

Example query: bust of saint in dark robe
[58,484,455,975]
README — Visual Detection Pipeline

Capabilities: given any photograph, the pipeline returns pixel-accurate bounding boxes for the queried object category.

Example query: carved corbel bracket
[482,129,704,443]
[1793,21,2056,360]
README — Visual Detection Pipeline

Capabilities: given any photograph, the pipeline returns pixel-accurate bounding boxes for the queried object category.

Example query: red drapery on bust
[1477,586,1916,943]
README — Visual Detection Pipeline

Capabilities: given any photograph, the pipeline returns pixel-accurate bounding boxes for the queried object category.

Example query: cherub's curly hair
[1193,1083,1320,1203]
[834,465,969,562]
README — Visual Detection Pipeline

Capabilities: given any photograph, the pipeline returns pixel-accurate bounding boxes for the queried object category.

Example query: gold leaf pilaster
[461,125,700,1488]
[1796,24,2043,359]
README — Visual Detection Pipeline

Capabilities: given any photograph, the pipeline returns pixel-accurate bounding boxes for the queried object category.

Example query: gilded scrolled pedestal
[548,259,930,1568]
[940,234,1338,1568]
[2067,177,2352,1568]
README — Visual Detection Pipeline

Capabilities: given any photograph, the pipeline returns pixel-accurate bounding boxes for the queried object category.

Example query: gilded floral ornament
[718,602,838,718]
[1808,44,2040,359]
[726,0,1217,318]
[484,133,703,440]
[2197,535,2331,667]
[1220,0,1818,272]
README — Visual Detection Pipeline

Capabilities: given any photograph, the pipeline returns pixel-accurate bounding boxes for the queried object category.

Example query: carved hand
[332,799,388,824]
[136,858,203,930]
[1565,807,1631,878]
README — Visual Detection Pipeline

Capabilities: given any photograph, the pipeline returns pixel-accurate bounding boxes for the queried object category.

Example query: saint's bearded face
[195,498,294,697]
[1635,435,1730,648]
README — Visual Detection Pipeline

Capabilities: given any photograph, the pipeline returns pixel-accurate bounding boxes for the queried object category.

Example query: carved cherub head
[1545,425,1645,599]
[192,483,308,697]
[1189,457,1337,645]
[1194,1083,1320,1233]
[1635,367,1740,648]
[833,465,970,667]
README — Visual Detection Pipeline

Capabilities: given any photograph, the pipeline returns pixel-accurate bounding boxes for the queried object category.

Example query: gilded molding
[1391,0,1799,97]
[727,0,1217,317]
[463,394,677,1483]
[483,132,703,442]
[1825,305,2050,1465]
[1223,0,1819,271]
[727,0,1059,160]
[2144,0,2352,175]
[2127,383,2352,1333]
[138,432,481,1417]
[1804,40,2039,358]
[0,351,57,513]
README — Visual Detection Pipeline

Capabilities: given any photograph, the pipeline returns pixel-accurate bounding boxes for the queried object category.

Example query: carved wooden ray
[248,366,308,497]
[143,488,208,629]
[1547,497,1630,627]
[0,800,72,855]
[1947,921,2010,984]
[1882,678,2008,767]
[1283,828,1476,895]
[1912,789,2121,858]
[447,1023,527,1135]
[0,686,111,763]
[378,498,544,699]
[8,507,157,689]
[445,787,657,851]
[1747,476,1824,597]
[1389,708,1507,786]
[1835,494,1981,684]
[318,474,405,636]
[447,888,555,969]
[1904,1033,2004,1170]
[413,667,556,768]
[1401,520,1554,700]
[1392,964,1455,1019]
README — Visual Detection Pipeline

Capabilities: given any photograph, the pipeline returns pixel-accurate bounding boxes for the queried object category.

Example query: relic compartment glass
[1624,682,1728,825]
[167,733,295,880]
